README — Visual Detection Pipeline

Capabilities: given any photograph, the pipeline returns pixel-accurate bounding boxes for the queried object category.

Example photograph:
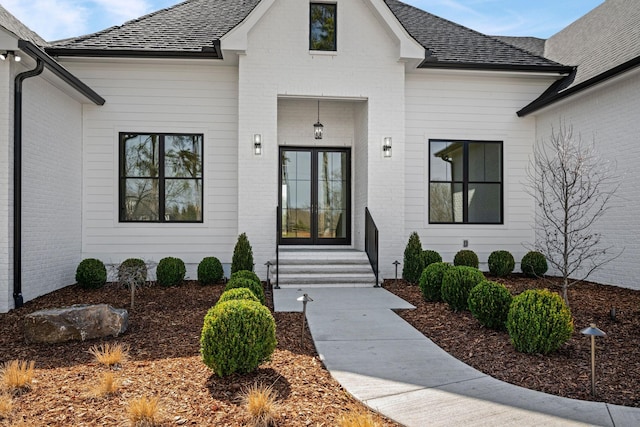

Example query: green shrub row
[415,260,572,354]
[402,233,549,280]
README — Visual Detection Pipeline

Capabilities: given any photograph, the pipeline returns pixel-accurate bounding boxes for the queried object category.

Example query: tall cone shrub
[231,233,254,274]
[402,232,423,284]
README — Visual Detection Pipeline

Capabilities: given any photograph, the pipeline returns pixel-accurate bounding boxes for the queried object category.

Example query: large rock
[24,304,128,344]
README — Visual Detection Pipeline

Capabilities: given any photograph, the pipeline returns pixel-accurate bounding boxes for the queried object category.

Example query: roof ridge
[488,35,565,67]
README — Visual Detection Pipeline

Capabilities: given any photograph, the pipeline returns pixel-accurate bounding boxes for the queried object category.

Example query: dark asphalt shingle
[0,4,48,47]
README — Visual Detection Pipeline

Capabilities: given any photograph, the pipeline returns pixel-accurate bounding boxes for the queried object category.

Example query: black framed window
[119,133,203,223]
[429,140,502,224]
[310,3,337,51]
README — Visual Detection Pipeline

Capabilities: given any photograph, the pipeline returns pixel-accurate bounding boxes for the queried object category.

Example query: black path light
[264,261,272,289]
[581,323,606,396]
[393,260,401,284]
[297,293,313,346]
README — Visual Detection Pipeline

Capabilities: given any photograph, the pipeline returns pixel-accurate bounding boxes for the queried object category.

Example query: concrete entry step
[271,248,378,288]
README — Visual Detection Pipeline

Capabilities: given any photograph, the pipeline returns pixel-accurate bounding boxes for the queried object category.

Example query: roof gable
[47,0,567,72]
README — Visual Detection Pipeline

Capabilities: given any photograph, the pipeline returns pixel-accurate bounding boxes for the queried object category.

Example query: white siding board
[61,60,240,266]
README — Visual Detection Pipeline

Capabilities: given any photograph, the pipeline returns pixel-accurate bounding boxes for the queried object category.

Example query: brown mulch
[384,275,640,408]
[0,282,399,426]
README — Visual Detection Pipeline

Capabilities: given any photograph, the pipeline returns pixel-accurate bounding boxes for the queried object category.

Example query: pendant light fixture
[314,100,324,139]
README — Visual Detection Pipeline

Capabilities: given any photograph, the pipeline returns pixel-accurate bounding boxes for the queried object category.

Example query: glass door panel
[280,148,350,245]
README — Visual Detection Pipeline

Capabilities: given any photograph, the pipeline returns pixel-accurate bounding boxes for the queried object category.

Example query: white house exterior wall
[535,67,640,290]
[236,0,407,279]
[0,59,12,312]
[405,71,557,269]
[62,60,240,277]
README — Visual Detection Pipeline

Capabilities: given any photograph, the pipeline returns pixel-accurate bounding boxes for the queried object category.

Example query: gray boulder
[24,304,128,344]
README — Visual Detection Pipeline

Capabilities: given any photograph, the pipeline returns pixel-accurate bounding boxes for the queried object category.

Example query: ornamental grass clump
[418,262,452,302]
[76,258,107,289]
[468,280,513,330]
[453,250,479,268]
[0,392,13,419]
[441,266,485,311]
[338,410,382,427]
[487,250,515,277]
[197,256,224,285]
[88,342,129,367]
[240,382,279,427]
[156,257,186,287]
[402,232,423,284]
[225,276,265,305]
[201,300,277,377]
[1,360,35,394]
[506,289,573,354]
[128,396,159,426]
[521,251,548,277]
[93,372,120,397]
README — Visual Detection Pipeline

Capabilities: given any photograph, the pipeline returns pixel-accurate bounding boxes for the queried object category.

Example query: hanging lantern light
[314,100,323,139]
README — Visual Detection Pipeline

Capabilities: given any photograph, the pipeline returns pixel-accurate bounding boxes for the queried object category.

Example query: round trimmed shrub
[507,289,573,354]
[422,250,442,268]
[118,258,147,288]
[402,232,423,284]
[468,280,513,330]
[231,233,254,274]
[198,257,223,285]
[200,299,277,377]
[225,277,265,305]
[217,288,260,305]
[521,251,548,277]
[488,250,515,277]
[229,270,261,285]
[441,266,485,311]
[419,262,452,302]
[76,258,107,289]
[156,257,186,287]
[453,250,479,268]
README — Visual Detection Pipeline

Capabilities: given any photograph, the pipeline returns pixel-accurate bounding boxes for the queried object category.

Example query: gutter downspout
[13,58,44,308]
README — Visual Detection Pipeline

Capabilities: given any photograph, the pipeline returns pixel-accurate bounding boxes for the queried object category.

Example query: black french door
[279,147,351,245]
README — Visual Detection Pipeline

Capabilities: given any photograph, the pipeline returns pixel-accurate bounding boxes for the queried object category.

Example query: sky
[1,0,604,42]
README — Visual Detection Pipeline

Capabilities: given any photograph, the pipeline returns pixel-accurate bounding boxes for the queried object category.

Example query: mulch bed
[384,275,640,407]
[0,282,398,426]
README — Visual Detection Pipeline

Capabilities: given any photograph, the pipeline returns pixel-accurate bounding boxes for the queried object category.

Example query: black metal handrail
[365,207,380,287]
[275,205,281,289]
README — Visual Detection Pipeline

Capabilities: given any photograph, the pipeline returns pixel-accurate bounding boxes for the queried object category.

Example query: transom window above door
[429,139,503,224]
[119,133,203,223]
[310,3,337,51]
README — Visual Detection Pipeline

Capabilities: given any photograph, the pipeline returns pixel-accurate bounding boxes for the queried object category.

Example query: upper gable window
[310,3,337,51]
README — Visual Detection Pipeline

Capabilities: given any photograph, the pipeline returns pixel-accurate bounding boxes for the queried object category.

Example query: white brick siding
[536,67,640,290]
[0,60,12,313]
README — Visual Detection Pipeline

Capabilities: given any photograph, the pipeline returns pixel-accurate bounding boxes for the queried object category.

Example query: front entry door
[280,148,351,245]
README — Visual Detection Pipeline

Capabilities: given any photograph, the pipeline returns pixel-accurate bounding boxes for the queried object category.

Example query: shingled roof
[0,4,48,47]
[47,0,568,72]
[492,36,546,58]
[519,0,640,115]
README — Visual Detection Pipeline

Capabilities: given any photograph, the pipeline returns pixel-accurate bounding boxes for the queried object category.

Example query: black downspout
[13,58,44,308]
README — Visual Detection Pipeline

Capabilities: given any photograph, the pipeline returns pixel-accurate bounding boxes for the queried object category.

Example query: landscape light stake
[264,261,272,290]
[580,323,606,396]
[297,293,313,346]
[393,260,400,284]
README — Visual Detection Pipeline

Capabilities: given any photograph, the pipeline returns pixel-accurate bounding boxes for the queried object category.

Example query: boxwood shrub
[229,270,261,285]
[521,251,548,277]
[422,250,442,269]
[453,250,479,269]
[156,257,186,287]
[441,266,485,311]
[419,262,452,302]
[225,277,265,305]
[76,258,107,289]
[468,280,513,330]
[217,288,260,305]
[198,256,223,285]
[488,250,515,277]
[200,299,276,377]
[506,289,573,354]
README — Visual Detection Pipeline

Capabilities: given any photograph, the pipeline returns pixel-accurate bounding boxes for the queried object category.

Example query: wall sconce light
[314,100,323,140]
[383,137,392,157]
[253,134,262,155]
[0,51,21,62]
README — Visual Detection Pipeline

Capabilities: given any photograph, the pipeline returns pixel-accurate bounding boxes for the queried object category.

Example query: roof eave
[418,60,573,74]
[19,40,105,105]
[45,47,221,60]
[518,55,640,117]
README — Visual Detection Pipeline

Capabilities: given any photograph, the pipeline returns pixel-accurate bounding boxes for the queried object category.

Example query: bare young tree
[526,122,621,306]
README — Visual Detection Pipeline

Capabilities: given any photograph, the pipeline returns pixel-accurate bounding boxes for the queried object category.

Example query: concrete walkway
[274,287,640,427]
